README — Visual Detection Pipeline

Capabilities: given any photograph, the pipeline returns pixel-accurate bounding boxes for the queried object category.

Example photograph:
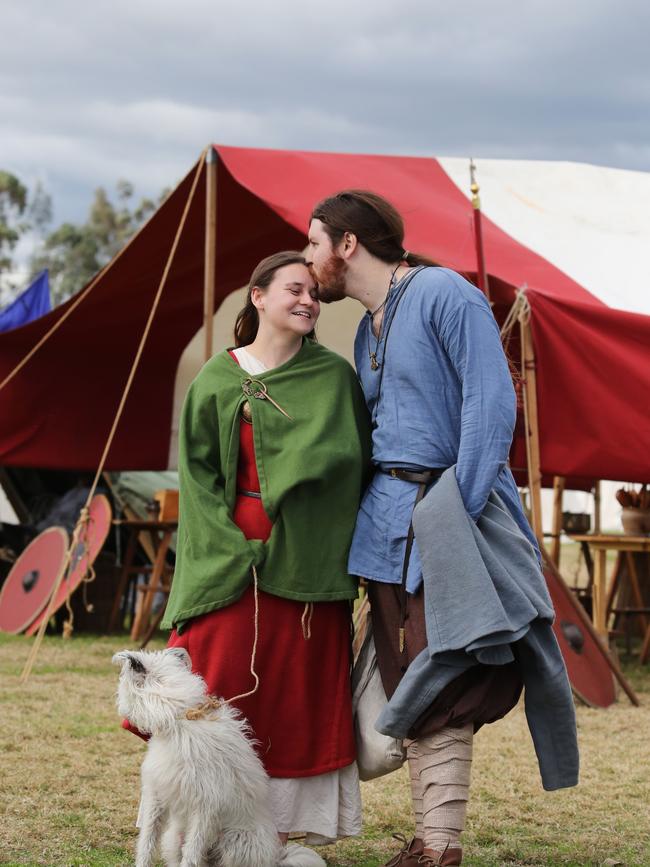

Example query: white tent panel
[0,484,18,523]
[439,157,650,316]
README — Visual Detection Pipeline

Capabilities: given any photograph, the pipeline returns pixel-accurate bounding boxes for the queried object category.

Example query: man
[306,191,576,866]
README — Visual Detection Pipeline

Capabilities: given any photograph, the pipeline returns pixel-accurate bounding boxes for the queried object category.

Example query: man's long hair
[311,189,520,385]
[310,190,436,267]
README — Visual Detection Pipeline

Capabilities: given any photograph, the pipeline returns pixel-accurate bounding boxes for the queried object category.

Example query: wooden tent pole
[520,316,544,543]
[203,146,218,363]
[469,159,491,301]
[551,475,565,566]
[593,480,602,534]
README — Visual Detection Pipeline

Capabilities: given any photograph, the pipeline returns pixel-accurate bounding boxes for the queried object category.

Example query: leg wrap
[412,724,473,852]
[405,738,424,839]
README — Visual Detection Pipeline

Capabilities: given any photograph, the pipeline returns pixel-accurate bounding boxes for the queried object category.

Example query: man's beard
[312,253,348,304]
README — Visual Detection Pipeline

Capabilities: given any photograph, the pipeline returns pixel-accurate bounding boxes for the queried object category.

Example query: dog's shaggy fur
[113,647,279,867]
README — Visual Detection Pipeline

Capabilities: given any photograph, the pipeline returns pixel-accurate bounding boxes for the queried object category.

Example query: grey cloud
[1,0,648,223]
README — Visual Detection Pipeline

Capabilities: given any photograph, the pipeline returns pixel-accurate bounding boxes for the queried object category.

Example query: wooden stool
[108,517,177,641]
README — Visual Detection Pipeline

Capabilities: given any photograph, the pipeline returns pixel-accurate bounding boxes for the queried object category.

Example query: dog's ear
[112,651,131,667]
[112,651,146,674]
[164,646,192,669]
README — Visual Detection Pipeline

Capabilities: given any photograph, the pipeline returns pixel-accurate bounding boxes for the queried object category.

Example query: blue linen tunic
[348,266,540,593]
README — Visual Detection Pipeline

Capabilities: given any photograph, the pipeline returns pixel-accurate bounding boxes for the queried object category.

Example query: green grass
[1,630,649,866]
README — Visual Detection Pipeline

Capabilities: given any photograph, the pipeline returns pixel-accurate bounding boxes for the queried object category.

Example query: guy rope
[500,285,531,342]
[18,149,208,683]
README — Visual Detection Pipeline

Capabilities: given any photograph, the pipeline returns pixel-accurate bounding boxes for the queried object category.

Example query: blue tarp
[0,270,51,333]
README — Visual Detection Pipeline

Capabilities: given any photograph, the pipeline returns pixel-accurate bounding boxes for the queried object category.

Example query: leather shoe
[417,845,462,865]
[383,834,424,866]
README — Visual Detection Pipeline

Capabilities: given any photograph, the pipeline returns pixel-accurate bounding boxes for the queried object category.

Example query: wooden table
[108,518,177,643]
[570,534,650,657]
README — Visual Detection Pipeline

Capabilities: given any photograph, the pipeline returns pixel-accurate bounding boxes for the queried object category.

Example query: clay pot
[621,508,650,535]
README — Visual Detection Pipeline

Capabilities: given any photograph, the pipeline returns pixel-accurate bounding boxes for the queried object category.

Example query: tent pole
[469,159,491,301]
[203,146,218,363]
[593,480,601,534]
[551,476,565,566]
[520,317,543,542]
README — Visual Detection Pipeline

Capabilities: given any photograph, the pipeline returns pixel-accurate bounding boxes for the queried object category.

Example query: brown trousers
[367,580,523,739]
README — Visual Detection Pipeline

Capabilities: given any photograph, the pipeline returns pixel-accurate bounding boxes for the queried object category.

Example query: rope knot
[500,285,531,339]
[185,695,222,720]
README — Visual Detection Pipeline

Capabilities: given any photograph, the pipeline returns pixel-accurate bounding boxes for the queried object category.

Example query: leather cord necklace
[366,262,401,371]
[369,265,426,426]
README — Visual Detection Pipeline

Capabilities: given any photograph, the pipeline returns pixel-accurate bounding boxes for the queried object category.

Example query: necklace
[367,263,401,371]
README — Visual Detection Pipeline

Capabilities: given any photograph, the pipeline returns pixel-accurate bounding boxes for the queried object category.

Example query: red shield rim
[544,564,617,708]
[25,494,112,635]
[0,527,69,634]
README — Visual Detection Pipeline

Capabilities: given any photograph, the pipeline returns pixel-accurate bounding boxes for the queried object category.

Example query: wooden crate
[153,489,179,521]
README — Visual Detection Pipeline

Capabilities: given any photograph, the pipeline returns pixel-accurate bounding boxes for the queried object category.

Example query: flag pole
[469,159,491,302]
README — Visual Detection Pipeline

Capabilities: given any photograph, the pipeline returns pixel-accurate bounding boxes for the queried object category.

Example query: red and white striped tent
[0,145,648,485]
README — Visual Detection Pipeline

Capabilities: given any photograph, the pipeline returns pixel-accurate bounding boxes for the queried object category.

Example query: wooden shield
[544,558,617,708]
[25,494,112,635]
[0,527,69,633]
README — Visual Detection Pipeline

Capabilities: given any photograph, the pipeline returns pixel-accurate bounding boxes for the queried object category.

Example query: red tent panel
[0,157,304,469]
[217,146,598,306]
[529,291,650,483]
[0,145,647,478]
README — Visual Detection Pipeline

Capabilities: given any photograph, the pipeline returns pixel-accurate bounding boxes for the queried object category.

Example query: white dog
[113,647,280,867]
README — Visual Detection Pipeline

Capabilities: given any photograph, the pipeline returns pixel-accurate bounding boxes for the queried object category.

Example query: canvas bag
[351,620,406,781]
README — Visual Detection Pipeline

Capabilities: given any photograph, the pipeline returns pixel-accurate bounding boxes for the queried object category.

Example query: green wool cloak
[162,340,372,633]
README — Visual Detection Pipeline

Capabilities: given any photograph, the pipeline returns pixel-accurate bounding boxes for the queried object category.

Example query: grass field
[1,627,649,867]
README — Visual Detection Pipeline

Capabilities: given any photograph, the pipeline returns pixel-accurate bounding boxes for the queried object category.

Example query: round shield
[544,563,616,708]
[26,494,112,636]
[0,527,69,634]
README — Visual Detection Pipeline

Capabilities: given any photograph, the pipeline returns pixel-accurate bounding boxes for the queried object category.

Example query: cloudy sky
[2,0,649,225]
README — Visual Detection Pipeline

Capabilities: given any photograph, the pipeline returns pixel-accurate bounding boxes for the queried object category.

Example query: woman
[161,251,371,867]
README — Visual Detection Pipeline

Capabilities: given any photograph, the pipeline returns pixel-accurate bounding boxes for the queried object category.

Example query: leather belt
[380,467,445,484]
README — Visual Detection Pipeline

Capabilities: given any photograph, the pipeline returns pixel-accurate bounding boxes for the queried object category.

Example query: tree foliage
[30,181,163,305]
[0,173,166,308]
[0,171,29,279]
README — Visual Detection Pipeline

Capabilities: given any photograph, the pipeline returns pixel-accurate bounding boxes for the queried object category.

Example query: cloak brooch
[241,379,293,420]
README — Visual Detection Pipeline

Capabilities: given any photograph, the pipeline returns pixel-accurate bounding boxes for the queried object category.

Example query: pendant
[370,353,380,371]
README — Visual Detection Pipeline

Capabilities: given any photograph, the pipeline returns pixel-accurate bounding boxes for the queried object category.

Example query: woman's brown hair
[310,189,436,267]
[234,251,315,347]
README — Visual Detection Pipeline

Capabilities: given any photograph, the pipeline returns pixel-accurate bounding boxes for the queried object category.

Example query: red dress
[167,358,356,778]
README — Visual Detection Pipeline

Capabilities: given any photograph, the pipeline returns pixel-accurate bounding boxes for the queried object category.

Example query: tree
[30,181,163,305]
[28,181,53,237]
[0,171,29,292]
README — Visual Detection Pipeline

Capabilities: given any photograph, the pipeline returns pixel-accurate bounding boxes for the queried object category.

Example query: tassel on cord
[187,563,263,714]
[227,565,261,702]
[301,602,313,640]
[187,568,315,712]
